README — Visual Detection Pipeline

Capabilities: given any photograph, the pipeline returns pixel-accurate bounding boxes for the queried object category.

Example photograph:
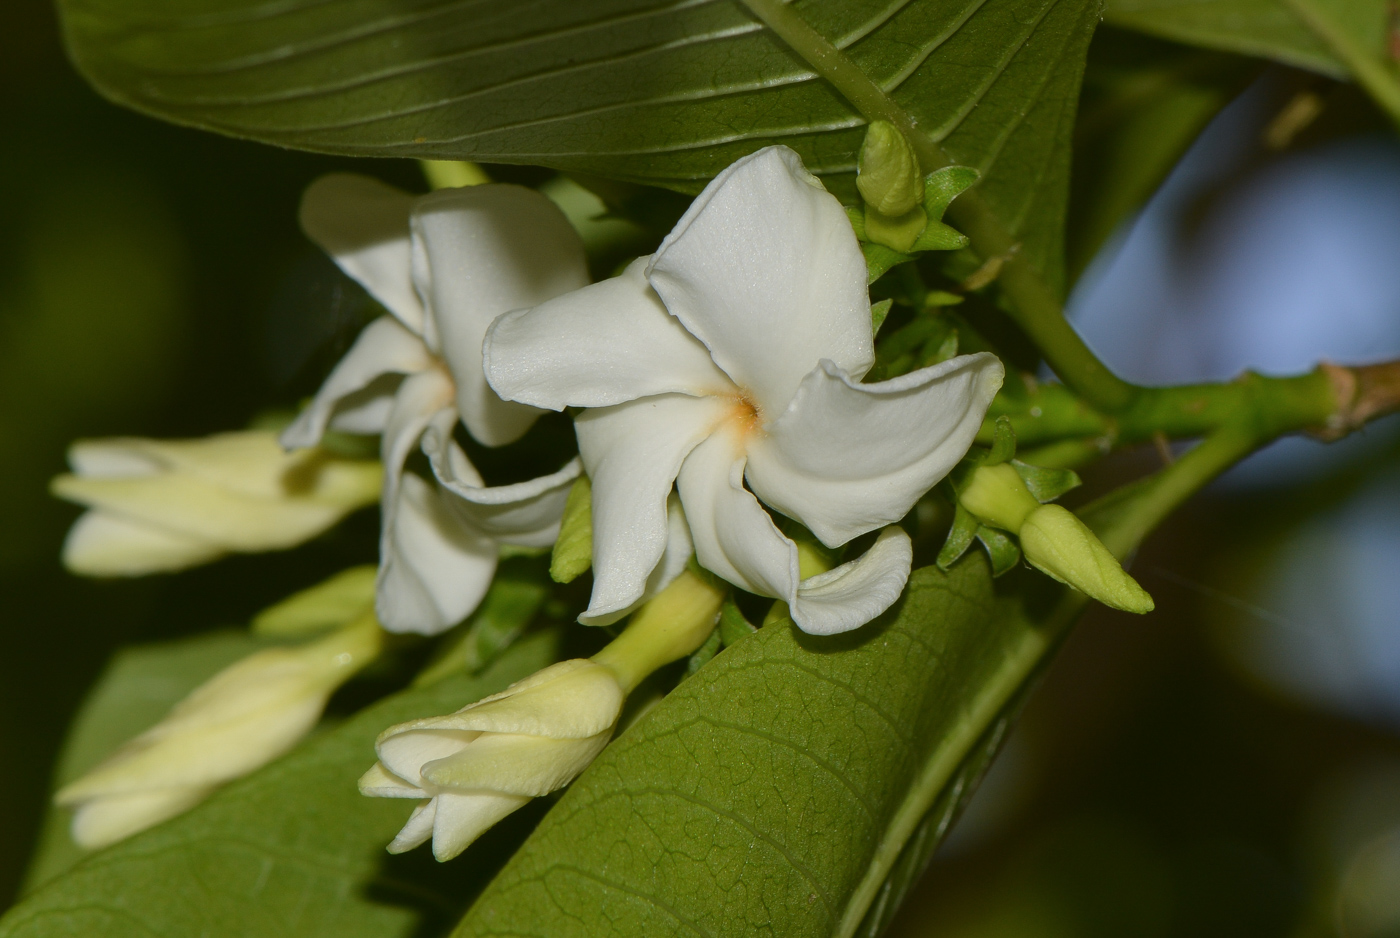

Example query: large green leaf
[1104,0,1400,126]
[452,559,1070,938]
[58,0,1100,288]
[22,629,264,893]
[0,630,560,938]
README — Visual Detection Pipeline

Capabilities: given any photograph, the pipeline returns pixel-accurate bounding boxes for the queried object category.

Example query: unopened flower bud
[1019,505,1154,614]
[363,569,725,860]
[51,430,381,577]
[362,659,624,861]
[56,615,382,848]
[857,121,922,217]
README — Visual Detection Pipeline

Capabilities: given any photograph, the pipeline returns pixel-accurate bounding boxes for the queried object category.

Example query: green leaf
[59,0,1102,288]
[21,629,265,893]
[550,475,592,584]
[453,559,1067,938]
[1,631,561,938]
[414,559,551,687]
[1068,32,1256,277]
[252,565,377,637]
[1103,0,1400,127]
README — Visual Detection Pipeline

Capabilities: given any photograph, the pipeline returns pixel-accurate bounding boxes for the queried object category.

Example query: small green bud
[253,564,376,637]
[857,121,923,216]
[1019,505,1154,614]
[957,463,1040,532]
[550,474,592,583]
[864,203,929,253]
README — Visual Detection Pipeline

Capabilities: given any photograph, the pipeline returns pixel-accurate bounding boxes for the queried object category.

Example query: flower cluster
[52,143,1151,860]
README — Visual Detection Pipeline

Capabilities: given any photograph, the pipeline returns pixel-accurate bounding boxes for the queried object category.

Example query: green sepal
[930,329,960,364]
[717,598,757,647]
[684,627,722,676]
[862,241,914,284]
[1011,459,1083,503]
[414,561,550,686]
[975,525,1021,577]
[550,474,592,583]
[924,166,980,220]
[871,298,894,337]
[985,415,1017,466]
[926,290,964,307]
[936,502,980,570]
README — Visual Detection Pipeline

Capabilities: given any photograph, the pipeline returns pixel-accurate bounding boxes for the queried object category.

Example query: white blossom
[486,147,1003,634]
[282,175,590,634]
[51,430,380,576]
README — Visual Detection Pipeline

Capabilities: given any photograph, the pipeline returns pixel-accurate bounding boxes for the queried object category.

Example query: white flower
[486,147,1004,634]
[51,430,380,576]
[360,659,624,862]
[56,616,382,848]
[282,175,590,634]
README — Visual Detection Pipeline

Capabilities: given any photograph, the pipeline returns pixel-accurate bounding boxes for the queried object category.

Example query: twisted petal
[578,494,693,627]
[281,316,434,449]
[484,259,730,411]
[746,353,1004,546]
[389,659,624,739]
[792,526,913,635]
[429,791,530,861]
[676,425,800,602]
[69,786,214,850]
[299,174,425,334]
[647,146,874,415]
[421,413,580,548]
[421,730,612,796]
[412,184,588,446]
[377,473,498,635]
[61,510,224,576]
[575,394,731,622]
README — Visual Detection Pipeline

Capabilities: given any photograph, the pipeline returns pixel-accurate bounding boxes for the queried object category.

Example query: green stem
[1280,0,1400,129]
[982,368,1338,449]
[735,0,1138,412]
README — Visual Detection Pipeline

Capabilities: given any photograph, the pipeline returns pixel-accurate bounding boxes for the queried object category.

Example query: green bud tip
[857,121,922,217]
[957,463,1040,533]
[1018,505,1154,614]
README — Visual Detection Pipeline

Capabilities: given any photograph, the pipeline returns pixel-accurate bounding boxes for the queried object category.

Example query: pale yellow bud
[51,430,381,576]
[56,615,382,848]
[1019,505,1154,614]
[362,570,725,861]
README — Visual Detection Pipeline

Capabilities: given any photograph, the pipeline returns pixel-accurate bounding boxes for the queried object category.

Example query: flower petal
[377,473,498,635]
[412,184,588,446]
[421,412,580,548]
[69,786,213,850]
[578,494,692,627]
[575,394,731,622]
[484,259,731,411]
[281,316,434,449]
[358,761,427,799]
[675,424,800,603]
[746,354,1004,547]
[385,799,437,854]
[421,730,613,796]
[790,526,913,635]
[299,174,425,334]
[60,510,225,576]
[377,727,476,787]
[647,146,874,414]
[431,790,530,861]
